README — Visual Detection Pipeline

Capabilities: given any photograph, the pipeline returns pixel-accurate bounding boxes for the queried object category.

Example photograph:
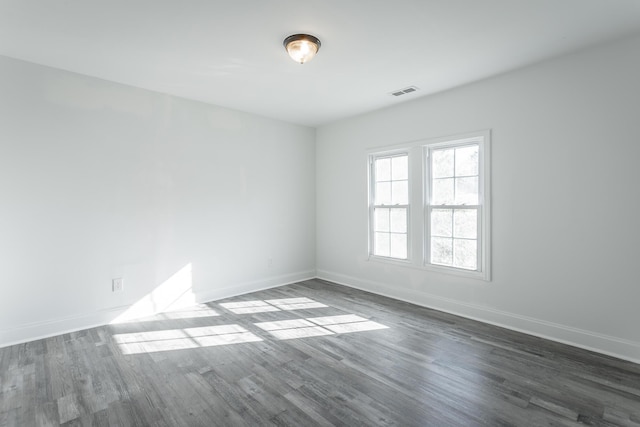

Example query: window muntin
[426,141,484,272]
[370,153,409,260]
[368,131,490,280]
[430,208,478,270]
[431,144,479,205]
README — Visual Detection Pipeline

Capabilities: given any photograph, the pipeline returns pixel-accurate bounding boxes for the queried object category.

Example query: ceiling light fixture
[283,34,321,64]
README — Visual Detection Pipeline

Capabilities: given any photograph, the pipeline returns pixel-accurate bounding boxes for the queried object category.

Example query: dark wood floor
[1,279,639,426]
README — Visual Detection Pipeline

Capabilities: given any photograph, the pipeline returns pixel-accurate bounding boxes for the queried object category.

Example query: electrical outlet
[112,278,123,292]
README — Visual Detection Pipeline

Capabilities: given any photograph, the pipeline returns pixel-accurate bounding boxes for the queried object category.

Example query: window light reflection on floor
[219,297,328,314]
[254,319,334,340]
[266,297,328,311]
[308,315,389,334]
[114,324,262,355]
[255,314,388,340]
[114,296,390,355]
[218,300,280,314]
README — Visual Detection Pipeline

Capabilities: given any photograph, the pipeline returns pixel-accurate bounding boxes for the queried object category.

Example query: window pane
[375,232,390,256]
[374,208,390,232]
[390,208,406,233]
[453,209,477,239]
[431,237,453,265]
[431,209,452,237]
[455,145,479,177]
[391,155,408,180]
[376,182,391,205]
[375,158,391,181]
[390,234,407,259]
[371,153,410,261]
[432,178,454,205]
[391,181,408,205]
[423,136,487,275]
[454,239,477,270]
[432,149,454,178]
[455,177,478,205]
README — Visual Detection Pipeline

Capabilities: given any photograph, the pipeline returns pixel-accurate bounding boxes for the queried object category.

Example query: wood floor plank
[1,279,639,426]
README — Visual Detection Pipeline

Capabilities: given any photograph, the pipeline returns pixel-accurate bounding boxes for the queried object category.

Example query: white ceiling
[1,1,640,127]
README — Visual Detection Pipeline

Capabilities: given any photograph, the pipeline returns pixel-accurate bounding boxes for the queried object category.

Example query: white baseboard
[0,269,316,349]
[0,305,128,349]
[316,269,640,365]
[196,270,317,303]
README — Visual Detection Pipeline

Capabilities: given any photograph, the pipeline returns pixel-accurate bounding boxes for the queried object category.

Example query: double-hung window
[369,153,409,260]
[367,131,490,280]
[425,134,489,278]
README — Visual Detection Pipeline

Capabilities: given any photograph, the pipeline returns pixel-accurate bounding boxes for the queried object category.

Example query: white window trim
[367,148,412,262]
[423,131,491,280]
[366,130,491,281]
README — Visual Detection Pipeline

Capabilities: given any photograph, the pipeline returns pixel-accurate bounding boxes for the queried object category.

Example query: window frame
[366,130,491,281]
[423,132,491,280]
[368,149,411,262]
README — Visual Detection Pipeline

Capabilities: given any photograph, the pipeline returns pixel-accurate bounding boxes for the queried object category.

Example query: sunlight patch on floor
[114,293,389,355]
[114,324,262,354]
[219,300,280,314]
[307,314,389,334]
[255,315,388,340]
[266,297,328,311]
[255,319,333,340]
[220,297,328,314]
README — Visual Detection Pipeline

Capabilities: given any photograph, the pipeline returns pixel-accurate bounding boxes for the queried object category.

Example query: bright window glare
[323,321,388,334]
[308,315,388,334]
[219,300,281,314]
[306,314,368,325]
[254,319,333,340]
[114,325,262,355]
[266,297,328,310]
[274,302,328,310]
[255,315,388,340]
[264,298,317,305]
[220,300,272,309]
[278,303,326,310]
[266,327,333,340]
[113,293,391,355]
[220,297,328,314]
[255,319,317,331]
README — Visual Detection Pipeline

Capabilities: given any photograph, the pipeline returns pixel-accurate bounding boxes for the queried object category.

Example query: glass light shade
[283,34,321,64]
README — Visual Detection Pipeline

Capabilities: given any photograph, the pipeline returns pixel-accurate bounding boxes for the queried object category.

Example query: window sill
[367,254,412,267]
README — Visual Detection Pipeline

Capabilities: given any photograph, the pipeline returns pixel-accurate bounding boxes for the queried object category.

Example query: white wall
[0,56,316,346]
[3,34,640,363]
[316,34,640,363]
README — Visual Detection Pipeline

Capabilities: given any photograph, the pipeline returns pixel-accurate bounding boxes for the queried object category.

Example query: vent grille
[390,86,419,97]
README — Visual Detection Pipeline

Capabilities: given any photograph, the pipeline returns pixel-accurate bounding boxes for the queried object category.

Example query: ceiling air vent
[390,86,419,97]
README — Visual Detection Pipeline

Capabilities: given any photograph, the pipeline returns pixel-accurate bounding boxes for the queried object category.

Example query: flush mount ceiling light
[283,34,321,64]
